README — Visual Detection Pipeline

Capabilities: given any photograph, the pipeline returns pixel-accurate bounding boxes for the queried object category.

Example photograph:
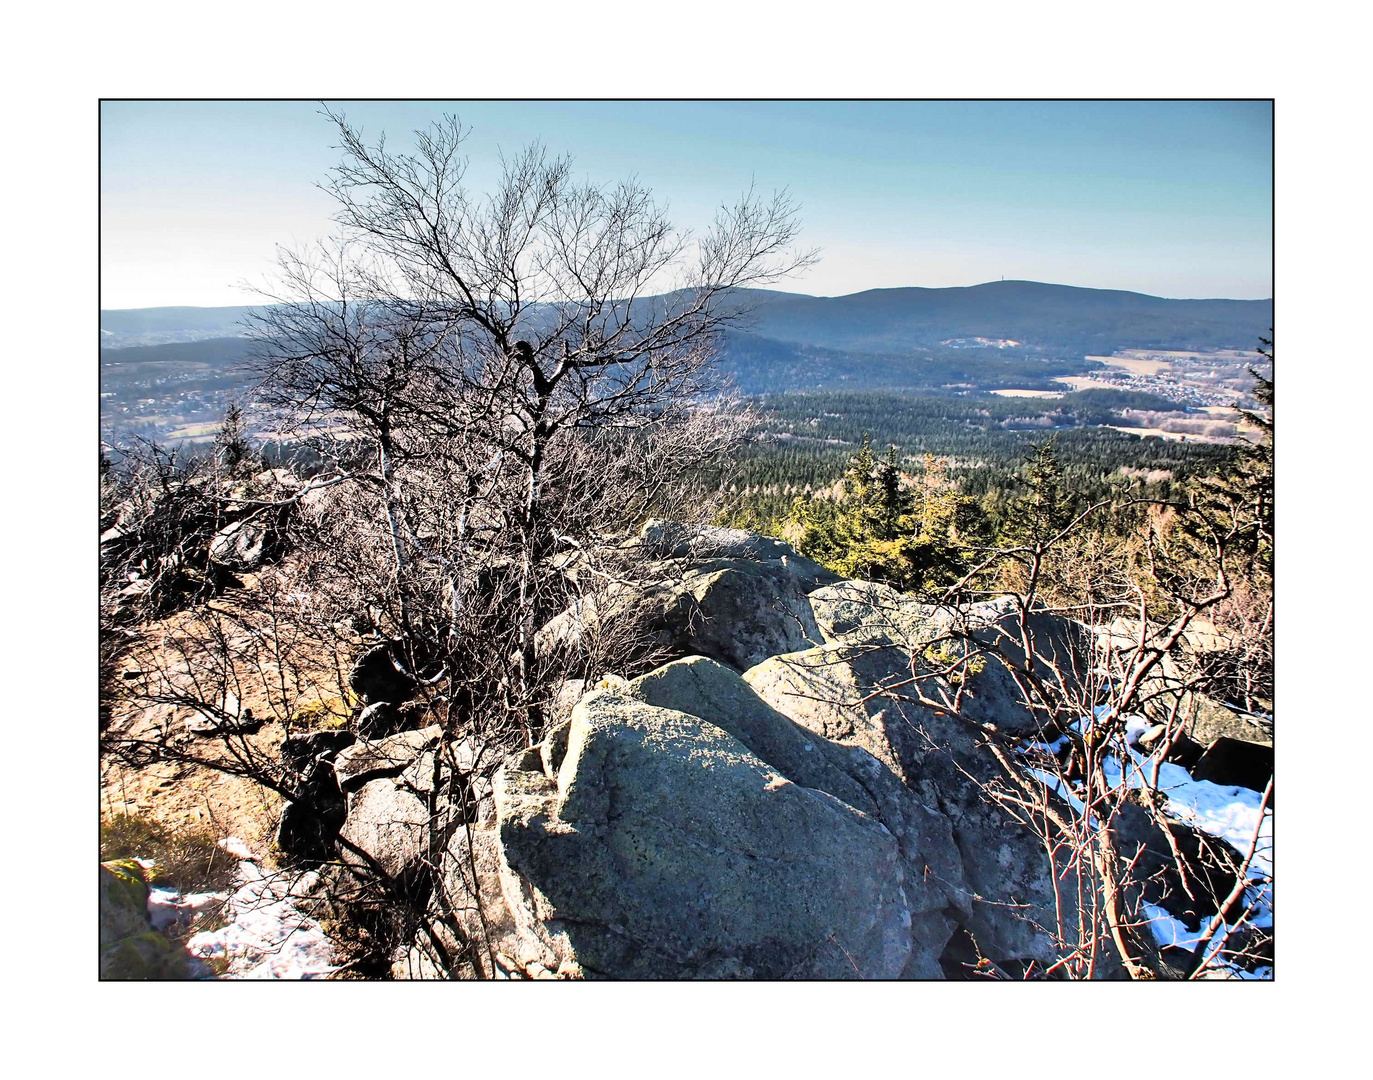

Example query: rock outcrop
[494,685,916,978]
[743,642,1070,966]
[626,656,970,977]
[535,528,836,675]
[333,726,443,791]
[99,859,189,979]
[338,779,432,885]
[808,579,935,645]
[1098,619,1272,750]
[319,523,1268,980]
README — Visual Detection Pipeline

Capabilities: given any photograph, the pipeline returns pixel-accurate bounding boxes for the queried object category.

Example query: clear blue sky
[100,100,1272,309]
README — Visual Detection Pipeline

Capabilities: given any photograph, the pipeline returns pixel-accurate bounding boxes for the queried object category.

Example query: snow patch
[134,835,337,979]
[1101,748,1272,877]
[1018,712,1273,979]
[185,856,337,979]
[147,886,227,934]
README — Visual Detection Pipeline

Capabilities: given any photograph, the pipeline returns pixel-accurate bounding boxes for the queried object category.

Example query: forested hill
[736,280,1272,354]
[100,280,1272,355]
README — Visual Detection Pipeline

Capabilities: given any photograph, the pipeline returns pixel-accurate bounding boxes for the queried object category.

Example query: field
[164,422,221,441]
[1085,354,1172,376]
[1103,425,1234,445]
[1118,348,1253,362]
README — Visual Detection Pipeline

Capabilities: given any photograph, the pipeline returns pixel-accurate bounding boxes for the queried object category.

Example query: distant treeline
[720,331,1099,394]
[721,389,1236,529]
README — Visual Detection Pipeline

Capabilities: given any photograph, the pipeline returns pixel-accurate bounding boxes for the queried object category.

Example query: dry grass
[100,811,238,894]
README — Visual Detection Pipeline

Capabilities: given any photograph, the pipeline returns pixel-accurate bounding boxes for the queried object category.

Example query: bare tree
[247,108,813,737]
[876,418,1273,978]
[101,109,814,978]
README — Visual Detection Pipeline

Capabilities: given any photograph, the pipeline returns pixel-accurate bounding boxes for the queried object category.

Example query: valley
[99,281,1272,471]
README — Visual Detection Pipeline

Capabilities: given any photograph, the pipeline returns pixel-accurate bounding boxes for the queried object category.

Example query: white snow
[1101,747,1272,877]
[1141,903,1209,951]
[147,886,227,934]
[137,836,338,979]
[1065,710,1273,876]
[1122,715,1154,747]
[1018,712,1273,979]
[184,856,338,979]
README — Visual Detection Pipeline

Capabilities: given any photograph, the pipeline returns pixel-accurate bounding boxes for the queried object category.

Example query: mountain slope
[737,280,1271,354]
[101,280,1272,357]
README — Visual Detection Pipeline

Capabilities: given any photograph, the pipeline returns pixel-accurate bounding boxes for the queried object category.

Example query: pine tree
[840,435,878,506]
[1232,335,1273,577]
[214,402,253,477]
[1175,338,1272,581]
[875,445,910,536]
[792,439,987,593]
[1002,437,1072,547]
[1149,338,1274,708]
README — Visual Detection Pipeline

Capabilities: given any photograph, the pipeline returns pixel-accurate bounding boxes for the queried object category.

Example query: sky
[100,99,1272,309]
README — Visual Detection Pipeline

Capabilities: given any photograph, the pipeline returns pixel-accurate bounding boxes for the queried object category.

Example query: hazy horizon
[99,275,1274,316]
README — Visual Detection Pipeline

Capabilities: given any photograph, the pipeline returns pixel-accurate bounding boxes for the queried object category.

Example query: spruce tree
[792,439,986,593]
[214,402,253,477]
[1003,437,1072,547]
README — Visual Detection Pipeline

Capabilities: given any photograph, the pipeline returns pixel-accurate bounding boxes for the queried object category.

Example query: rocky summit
[265,520,1264,980]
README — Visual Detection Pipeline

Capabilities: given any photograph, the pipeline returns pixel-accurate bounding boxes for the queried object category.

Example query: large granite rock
[636,520,836,587]
[672,560,826,670]
[492,686,916,979]
[626,656,970,977]
[339,779,432,885]
[744,641,1072,967]
[922,598,1092,739]
[1186,693,1273,749]
[536,557,827,675]
[806,590,1089,741]
[1096,619,1272,749]
[533,523,841,678]
[808,580,936,645]
[332,725,443,792]
[376,539,1264,980]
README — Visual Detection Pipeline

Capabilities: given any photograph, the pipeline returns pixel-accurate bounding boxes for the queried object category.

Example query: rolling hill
[99,280,1273,404]
[735,280,1271,354]
[101,280,1272,358]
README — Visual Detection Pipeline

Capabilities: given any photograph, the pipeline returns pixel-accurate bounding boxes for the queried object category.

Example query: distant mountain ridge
[101,279,1271,355]
[99,305,261,336]
[735,280,1272,355]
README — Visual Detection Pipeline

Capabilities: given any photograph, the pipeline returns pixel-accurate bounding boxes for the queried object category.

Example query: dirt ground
[100,593,352,857]
[100,700,287,856]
